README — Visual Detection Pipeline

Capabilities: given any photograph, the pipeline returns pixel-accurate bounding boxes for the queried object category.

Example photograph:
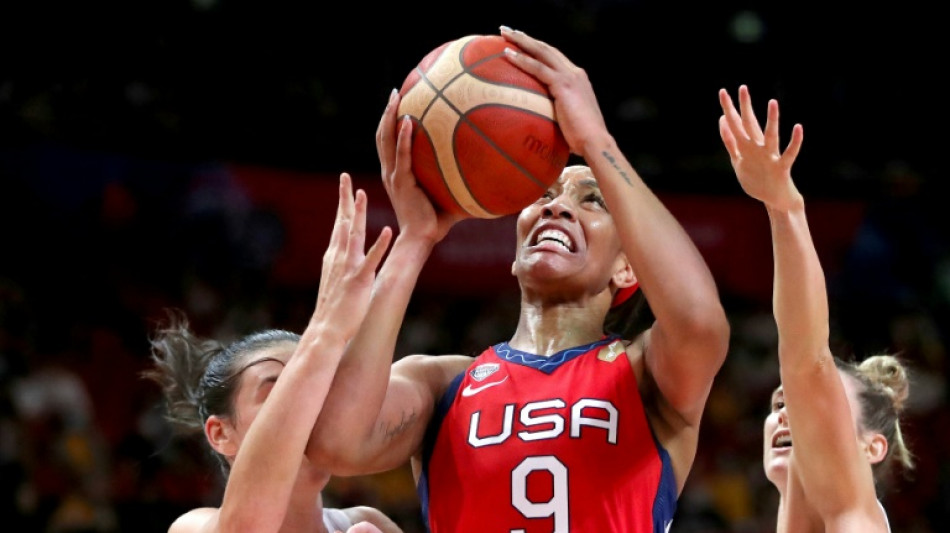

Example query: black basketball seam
[416,120,466,215]
[448,40,550,216]
[414,66,451,123]
[410,39,465,122]
[466,47,551,97]
[416,48,499,217]
[461,103,561,191]
[409,45,473,217]
[414,66,483,216]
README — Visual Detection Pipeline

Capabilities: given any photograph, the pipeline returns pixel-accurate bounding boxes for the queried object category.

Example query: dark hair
[603,290,652,340]
[835,354,915,483]
[142,308,299,476]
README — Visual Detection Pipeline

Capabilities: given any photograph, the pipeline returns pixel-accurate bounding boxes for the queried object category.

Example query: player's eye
[584,193,606,210]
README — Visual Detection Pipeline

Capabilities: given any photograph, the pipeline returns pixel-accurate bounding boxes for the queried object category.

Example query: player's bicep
[354,355,442,471]
[376,375,433,459]
[363,354,471,472]
[642,320,724,427]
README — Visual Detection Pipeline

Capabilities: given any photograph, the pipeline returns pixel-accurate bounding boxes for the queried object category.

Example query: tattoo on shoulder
[380,410,418,441]
[602,150,633,187]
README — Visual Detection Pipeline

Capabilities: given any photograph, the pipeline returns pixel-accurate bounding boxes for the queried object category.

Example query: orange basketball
[397,34,570,219]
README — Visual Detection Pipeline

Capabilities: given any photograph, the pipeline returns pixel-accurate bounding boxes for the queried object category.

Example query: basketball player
[144,174,399,533]
[305,27,730,532]
[718,85,915,532]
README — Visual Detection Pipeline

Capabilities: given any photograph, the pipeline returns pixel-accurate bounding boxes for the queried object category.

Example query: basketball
[396,34,570,219]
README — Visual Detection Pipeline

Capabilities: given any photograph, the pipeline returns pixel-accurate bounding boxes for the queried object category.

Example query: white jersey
[323,508,353,532]
[878,500,891,533]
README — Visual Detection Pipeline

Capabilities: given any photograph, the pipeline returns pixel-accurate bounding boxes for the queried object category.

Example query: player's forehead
[550,165,599,191]
[232,343,293,383]
[770,385,784,402]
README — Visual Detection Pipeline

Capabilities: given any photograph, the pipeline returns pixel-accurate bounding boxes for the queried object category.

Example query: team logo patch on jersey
[461,363,508,397]
[470,363,500,382]
[597,339,625,362]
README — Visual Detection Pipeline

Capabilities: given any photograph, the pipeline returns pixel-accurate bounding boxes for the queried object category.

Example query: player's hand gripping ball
[397,34,570,219]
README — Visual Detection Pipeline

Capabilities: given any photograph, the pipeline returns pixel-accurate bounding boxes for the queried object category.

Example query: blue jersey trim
[652,440,678,532]
[418,370,465,532]
[492,334,621,375]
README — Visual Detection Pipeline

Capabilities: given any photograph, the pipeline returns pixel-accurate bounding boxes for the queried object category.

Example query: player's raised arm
[501,26,729,492]
[719,85,888,530]
[146,174,395,533]
[307,90,465,475]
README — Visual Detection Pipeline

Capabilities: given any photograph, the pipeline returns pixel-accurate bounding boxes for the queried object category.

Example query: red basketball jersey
[419,336,677,533]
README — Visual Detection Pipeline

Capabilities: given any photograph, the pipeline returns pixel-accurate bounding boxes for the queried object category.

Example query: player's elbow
[679,300,731,366]
[305,431,365,475]
[650,305,731,423]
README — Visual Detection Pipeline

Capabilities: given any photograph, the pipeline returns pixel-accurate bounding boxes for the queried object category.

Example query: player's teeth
[538,229,573,250]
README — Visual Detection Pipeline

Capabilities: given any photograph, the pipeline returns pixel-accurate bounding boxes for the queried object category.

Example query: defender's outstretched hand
[718,85,804,212]
[310,173,392,340]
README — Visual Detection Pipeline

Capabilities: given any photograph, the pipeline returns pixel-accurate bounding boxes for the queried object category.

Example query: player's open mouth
[772,430,792,448]
[533,227,575,252]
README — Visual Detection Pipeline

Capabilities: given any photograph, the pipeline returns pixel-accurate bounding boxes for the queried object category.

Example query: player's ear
[610,258,638,308]
[864,432,889,465]
[206,414,239,458]
[611,256,636,290]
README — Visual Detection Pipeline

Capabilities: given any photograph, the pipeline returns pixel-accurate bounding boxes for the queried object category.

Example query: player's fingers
[717,88,734,116]
[341,172,356,214]
[362,226,393,278]
[338,173,356,239]
[376,89,400,172]
[500,26,571,70]
[718,115,739,161]
[719,88,748,143]
[327,173,353,255]
[783,123,804,165]
[345,521,386,533]
[764,99,781,150]
[347,189,369,262]
[320,173,354,297]
[391,115,415,189]
[376,89,399,147]
[738,85,764,143]
[501,43,552,85]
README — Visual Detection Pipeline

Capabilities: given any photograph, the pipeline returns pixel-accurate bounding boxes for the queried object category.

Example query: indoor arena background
[1,1,946,531]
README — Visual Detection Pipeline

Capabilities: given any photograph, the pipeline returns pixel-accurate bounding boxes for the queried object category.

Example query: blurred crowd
[1,147,948,532]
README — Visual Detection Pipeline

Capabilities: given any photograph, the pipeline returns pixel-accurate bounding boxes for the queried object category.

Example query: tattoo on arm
[602,150,633,187]
[381,409,418,442]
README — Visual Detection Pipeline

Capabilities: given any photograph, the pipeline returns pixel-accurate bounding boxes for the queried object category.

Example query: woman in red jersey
[307,27,730,533]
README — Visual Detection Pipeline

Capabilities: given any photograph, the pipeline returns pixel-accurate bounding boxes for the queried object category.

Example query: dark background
[1,1,947,532]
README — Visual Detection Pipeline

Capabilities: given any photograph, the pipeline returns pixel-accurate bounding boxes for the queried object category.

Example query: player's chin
[521,251,582,276]
[764,453,789,483]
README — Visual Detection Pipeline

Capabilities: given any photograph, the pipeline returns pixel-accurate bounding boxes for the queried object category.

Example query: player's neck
[510,306,604,356]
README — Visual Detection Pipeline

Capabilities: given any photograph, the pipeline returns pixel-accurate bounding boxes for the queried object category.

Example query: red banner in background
[228,165,520,296]
[228,164,866,304]
[665,195,867,303]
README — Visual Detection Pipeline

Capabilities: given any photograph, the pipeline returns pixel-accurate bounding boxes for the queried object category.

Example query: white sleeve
[323,507,354,531]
